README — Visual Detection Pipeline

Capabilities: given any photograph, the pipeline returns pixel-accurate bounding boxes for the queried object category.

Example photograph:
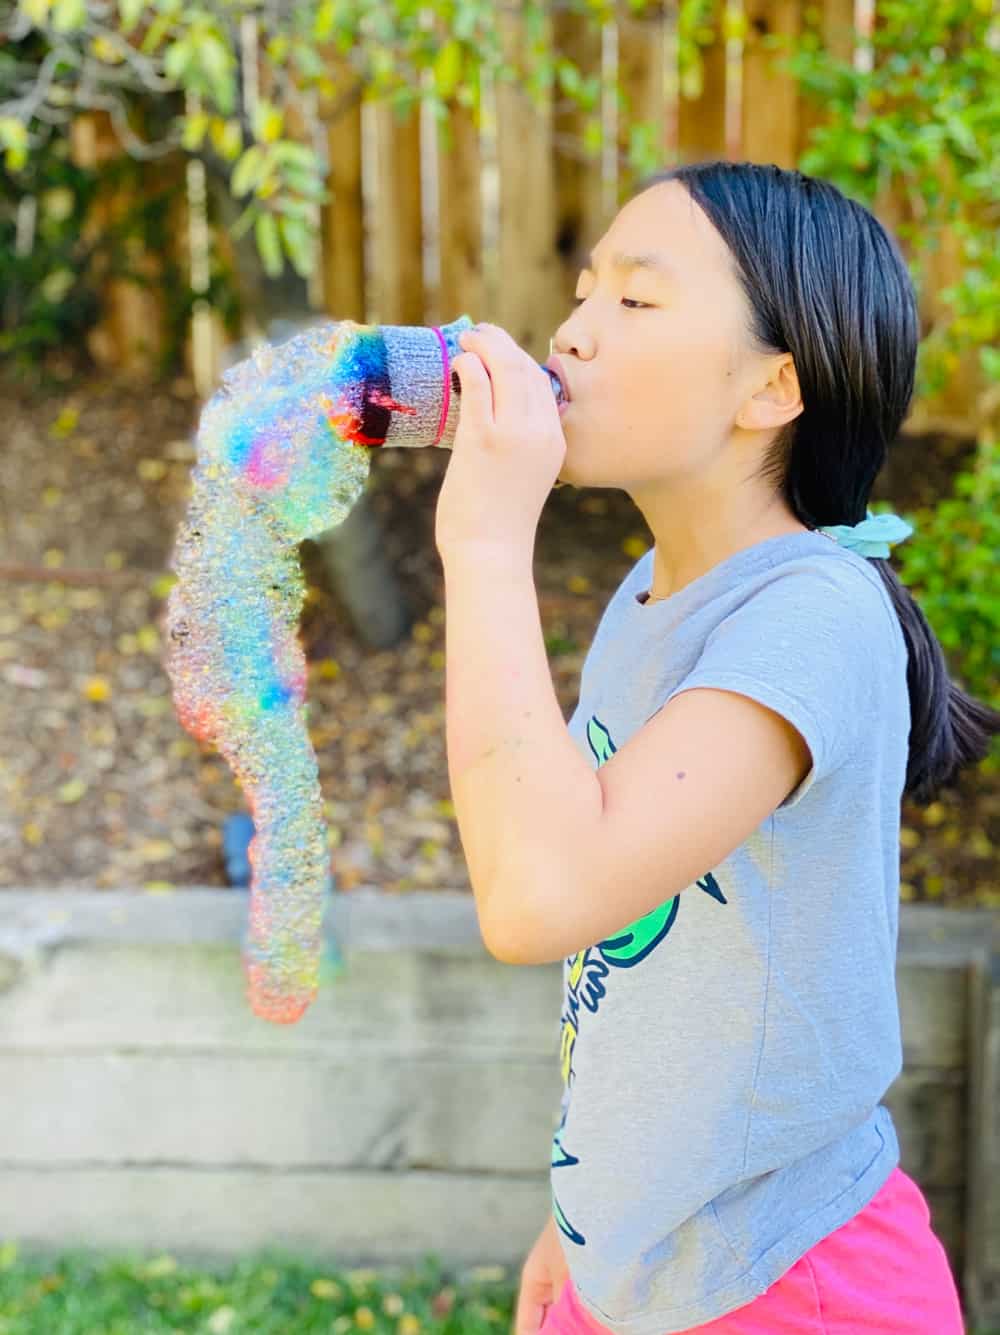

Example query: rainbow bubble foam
[163,316,475,1024]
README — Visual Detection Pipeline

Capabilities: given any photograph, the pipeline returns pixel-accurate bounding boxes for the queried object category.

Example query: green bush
[0,133,102,374]
[888,435,1000,767]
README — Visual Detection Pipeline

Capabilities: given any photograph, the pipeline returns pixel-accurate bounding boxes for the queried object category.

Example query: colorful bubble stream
[164,314,567,1026]
[162,316,468,1025]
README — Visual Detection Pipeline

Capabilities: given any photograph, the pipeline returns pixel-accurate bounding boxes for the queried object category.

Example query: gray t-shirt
[551,529,910,1335]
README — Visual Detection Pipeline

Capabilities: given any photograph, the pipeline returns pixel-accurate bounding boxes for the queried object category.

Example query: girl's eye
[571,297,650,309]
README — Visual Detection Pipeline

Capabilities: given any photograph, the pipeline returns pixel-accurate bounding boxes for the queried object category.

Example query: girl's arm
[441,544,603,960]
[443,548,813,967]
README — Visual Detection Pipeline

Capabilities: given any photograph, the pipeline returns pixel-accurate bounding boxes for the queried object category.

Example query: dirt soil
[0,353,996,908]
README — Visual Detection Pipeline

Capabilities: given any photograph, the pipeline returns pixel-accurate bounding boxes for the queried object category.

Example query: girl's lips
[544,355,572,404]
[558,399,571,416]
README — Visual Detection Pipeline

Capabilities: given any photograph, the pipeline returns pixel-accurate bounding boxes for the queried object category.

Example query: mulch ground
[0,352,996,908]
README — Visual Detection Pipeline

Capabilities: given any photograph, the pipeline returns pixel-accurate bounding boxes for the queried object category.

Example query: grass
[1,1243,997,1335]
[0,1243,519,1334]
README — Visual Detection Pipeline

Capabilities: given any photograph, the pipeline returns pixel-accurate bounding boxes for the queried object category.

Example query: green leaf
[273,195,317,220]
[252,98,284,144]
[0,118,28,152]
[980,347,1000,383]
[271,141,318,169]
[52,0,86,31]
[140,11,172,54]
[181,111,210,152]
[163,39,192,83]
[433,39,464,100]
[583,114,602,157]
[279,216,314,277]
[197,34,233,99]
[557,59,581,97]
[293,44,326,81]
[211,118,243,161]
[453,4,479,42]
[282,166,328,200]
[118,0,147,32]
[266,33,290,64]
[229,202,257,243]
[255,211,283,278]
[20,0,51,26]
[231,145,265,198]
[314,0,339,41]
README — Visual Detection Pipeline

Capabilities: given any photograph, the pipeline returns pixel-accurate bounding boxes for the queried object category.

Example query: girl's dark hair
[633,159,1000,805]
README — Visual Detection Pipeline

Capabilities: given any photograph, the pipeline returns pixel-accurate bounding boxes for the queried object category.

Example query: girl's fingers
[460,326,541,423]
[452,350,495,427]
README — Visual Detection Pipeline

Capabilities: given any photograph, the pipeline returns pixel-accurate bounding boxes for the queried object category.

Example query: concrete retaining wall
[1,890,997,1325]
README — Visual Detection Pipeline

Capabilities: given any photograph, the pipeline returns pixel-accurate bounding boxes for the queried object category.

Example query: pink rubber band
[431,326,450,448]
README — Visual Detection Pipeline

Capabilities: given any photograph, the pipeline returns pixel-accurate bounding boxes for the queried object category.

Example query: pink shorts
[541,1166,964,1334]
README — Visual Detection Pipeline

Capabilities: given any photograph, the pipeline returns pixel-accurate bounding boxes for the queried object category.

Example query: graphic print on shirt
[551,713,728,1247]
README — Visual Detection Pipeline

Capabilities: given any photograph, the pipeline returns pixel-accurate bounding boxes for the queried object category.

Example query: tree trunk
[308,491,415,652]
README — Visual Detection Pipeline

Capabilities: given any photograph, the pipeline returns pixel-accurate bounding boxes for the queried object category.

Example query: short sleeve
[663,564,892,810]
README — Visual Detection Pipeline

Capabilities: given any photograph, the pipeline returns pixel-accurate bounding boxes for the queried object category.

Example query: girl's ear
[736,354,803,431]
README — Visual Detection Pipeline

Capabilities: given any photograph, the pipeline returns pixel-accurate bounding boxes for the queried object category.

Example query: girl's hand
[435,323,567,558]
[513,1214,570,1335]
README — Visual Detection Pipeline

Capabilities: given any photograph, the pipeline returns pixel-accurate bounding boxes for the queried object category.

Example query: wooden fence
[66,0,980,434]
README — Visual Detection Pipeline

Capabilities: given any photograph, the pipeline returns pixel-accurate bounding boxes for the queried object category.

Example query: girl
[435,161,998,1335]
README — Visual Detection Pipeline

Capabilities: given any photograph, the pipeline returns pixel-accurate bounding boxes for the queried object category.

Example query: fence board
[866,4,985,435]
[495,0,565,358]
[923,1187,964,1285]
[896,962,969,1069]
[741,0,801,167]
[883,1067,965,1189]
[964,947,1000,1323]
[68,110,168,378]
[317,49,366,323]
[676,13,726,163]
[551,1,607,304]
[615,0,668,203]
[796,0,855,160]
[910,176,987,435]
[371,99,425,325]
[435,102,485,327]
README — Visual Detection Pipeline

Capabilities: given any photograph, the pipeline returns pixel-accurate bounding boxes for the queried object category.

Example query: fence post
[317,48,366,324]
[796,0,855,161]
[69,108,171,379]
[371,85,425,326]
[614,0,668,203]
[676,8,726,164]
[551,4,606,309]
[435,93,485,327]
[964,945,1000,1327]
[741,0,801,168]
[495,0,563,359]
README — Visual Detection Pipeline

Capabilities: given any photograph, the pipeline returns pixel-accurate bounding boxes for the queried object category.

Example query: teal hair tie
[818,509,914,558]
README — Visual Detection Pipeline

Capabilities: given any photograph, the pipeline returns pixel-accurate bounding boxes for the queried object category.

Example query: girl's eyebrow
[585,247,676,280]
